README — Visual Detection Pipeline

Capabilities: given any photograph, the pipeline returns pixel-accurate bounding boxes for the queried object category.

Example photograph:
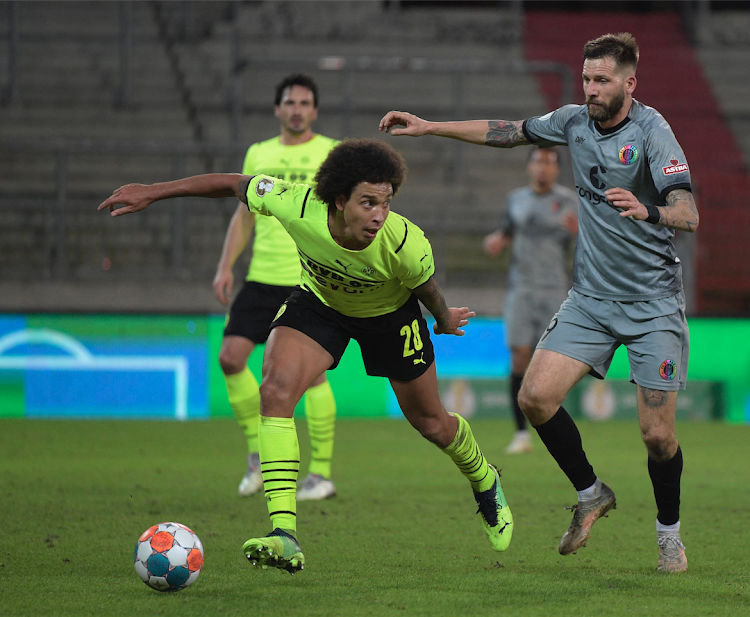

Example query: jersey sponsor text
[662,163,688,176]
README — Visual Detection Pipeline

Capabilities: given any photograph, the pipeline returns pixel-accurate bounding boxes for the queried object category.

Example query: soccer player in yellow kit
[213,74,339,500]
[99,139,514,574]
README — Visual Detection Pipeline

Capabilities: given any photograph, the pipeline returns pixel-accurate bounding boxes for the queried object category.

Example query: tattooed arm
[605,187,699,233]
[660,189,700,232]
[411,276,476,336]
[379,111,530,148]
[484,120,531,148]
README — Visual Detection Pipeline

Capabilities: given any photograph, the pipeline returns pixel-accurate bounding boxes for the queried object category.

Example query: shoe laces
[657,534,685,554]
[300,473,324,490]
[474,481,499,527]
[562,502,584,524]
[565,498,606,526]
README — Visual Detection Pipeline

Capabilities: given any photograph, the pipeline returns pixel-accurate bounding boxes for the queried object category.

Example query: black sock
[648,446,682,526]
[510,374,526,431]
[534,406,596,491]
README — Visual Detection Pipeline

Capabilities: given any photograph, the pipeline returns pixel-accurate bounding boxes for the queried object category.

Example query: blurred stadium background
[1,0,749,422]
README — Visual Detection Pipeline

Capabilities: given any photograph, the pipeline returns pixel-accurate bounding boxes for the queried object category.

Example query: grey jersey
[501,184,578,290]
[523,99,692,301]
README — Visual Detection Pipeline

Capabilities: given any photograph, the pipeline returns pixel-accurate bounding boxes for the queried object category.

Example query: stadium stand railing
[1,1,556,303]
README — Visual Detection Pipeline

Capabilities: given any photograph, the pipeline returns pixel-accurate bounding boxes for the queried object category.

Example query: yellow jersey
[245,175,435,318]
[242,134,338,286]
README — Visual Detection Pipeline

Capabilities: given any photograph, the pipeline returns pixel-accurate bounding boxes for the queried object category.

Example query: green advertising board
[0,314,385,419]
[206,315,387,418]
[437,377,724,422]
[0,314,747,423]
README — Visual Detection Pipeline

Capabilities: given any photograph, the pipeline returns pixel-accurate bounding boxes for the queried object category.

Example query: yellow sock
[304,380,336,479]
[259,416,299,534]
[441,413,495,493]
[225,367,260,454]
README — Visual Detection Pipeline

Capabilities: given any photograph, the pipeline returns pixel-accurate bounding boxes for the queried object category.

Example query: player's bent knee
[518,383,558,425]
[641,428,677,459]
[259,376,297,412]
[218,350,247,376]
[517,384,543,415]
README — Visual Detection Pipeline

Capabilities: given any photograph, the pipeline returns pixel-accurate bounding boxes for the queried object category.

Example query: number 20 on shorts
[400,319,423,357]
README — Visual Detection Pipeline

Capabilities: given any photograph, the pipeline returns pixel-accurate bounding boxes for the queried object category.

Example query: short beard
[586,88,625,123]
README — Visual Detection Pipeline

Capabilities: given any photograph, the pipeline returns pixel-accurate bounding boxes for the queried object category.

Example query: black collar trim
[595,116,631,135]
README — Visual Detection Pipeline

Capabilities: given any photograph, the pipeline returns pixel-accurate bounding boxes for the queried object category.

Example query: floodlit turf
[1,417,749,617]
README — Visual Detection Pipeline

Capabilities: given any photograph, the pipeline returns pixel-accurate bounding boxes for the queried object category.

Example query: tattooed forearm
[411,277,450,327]
[485,120,530,148]
[661,189,699,232]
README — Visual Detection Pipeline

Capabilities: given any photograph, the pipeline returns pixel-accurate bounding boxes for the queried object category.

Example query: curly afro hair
[314,138,407,211]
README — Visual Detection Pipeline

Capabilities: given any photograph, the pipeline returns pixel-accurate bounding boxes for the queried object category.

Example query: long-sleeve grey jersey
[523,99,692,302]
[500,183,578,291]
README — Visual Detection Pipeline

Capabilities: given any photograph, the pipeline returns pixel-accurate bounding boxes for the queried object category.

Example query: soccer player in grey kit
[380,32,698,572]
[483,148,578,455]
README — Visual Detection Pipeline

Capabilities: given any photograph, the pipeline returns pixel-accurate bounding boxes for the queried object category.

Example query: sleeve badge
[255,178,275,197]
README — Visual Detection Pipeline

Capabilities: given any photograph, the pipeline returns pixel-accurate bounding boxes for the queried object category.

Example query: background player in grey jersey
[483,148,577,455]
[380,32,699,572]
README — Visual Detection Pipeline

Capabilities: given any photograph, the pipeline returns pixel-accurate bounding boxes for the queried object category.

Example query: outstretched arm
[411,276,476,336]
[98,173,253,217]
[379,111,530,148]
[606,187,699,233]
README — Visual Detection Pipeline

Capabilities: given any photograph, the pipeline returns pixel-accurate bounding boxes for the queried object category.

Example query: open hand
[433,307,476,336]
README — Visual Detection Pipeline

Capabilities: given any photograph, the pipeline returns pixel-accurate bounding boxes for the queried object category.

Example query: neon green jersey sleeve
[241,134,338,286]
[246,175,435,318]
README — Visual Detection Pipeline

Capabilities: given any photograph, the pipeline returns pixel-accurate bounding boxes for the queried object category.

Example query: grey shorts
[505,287,569,348]
[536,289,689,391]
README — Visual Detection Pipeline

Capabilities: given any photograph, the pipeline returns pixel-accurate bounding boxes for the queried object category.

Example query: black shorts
[271,286,435,381]
[224,281,296,344]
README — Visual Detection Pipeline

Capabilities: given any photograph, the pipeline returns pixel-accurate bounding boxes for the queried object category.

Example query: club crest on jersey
[361,266,376,276]
[663,161,688,176]
[618,145,638,165]
[256,178,274,197]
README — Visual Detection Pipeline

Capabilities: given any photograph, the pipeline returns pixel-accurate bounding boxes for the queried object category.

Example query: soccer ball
[133,522,204,591]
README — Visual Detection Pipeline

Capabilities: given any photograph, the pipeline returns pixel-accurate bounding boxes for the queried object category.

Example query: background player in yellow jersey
[212,74,339,500]
[99,139,514,574]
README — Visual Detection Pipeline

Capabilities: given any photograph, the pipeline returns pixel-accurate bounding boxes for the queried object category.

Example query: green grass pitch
[1,417,749,616]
